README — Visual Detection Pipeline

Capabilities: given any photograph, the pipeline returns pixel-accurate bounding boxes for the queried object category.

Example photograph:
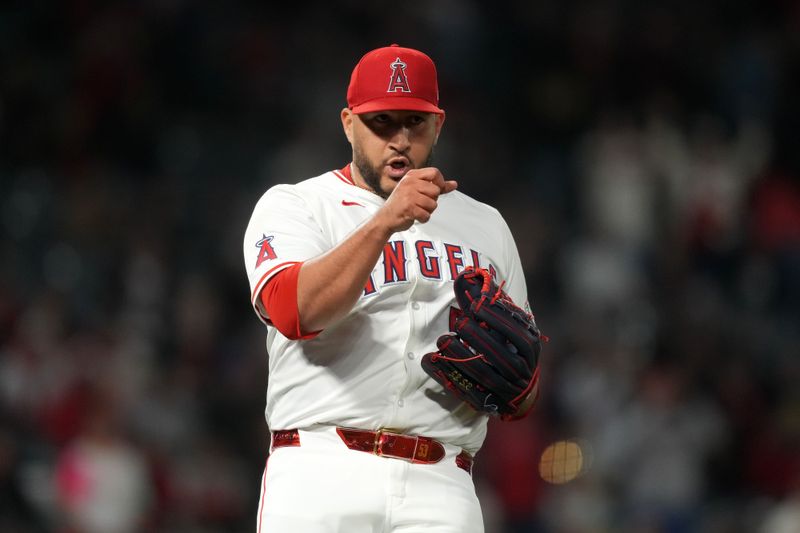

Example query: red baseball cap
[347,44,444,115]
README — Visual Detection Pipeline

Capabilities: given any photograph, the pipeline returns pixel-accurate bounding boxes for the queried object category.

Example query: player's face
[342,109,444,199]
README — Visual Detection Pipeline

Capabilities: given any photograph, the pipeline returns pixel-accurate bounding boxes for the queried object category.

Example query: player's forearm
[297,215,394,332]
[297,168,455,333]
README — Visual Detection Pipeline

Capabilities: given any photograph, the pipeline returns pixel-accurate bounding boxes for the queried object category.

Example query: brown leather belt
[271,428,473,475]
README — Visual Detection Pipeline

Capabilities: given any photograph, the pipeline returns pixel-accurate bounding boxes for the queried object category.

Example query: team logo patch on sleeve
[255,234,278,268]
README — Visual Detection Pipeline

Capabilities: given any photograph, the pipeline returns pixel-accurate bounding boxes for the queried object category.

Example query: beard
[353,146,435,200]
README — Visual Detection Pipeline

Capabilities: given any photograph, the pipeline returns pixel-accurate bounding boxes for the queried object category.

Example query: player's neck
[348,162,380,197]
[348,163,365,188]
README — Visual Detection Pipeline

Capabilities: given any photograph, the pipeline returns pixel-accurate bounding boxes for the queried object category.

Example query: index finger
[414,167,449,192]
[430,173,458,195]
[441,180,458,194]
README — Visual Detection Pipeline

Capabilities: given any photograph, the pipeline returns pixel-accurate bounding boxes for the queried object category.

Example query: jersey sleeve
[243,184,329,324]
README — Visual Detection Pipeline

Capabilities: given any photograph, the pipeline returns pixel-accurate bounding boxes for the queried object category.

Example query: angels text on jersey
[253,234,498,297]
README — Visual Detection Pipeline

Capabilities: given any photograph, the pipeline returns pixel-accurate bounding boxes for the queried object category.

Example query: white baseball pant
[256,426,484,532]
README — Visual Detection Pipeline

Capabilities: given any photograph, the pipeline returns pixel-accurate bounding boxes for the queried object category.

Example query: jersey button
[397,399,404,407]
[411,301,420,310]
[408,226,416,233]
[407,352,415,360]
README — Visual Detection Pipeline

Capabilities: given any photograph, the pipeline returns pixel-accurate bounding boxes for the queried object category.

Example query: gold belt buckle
[373,428,415,461]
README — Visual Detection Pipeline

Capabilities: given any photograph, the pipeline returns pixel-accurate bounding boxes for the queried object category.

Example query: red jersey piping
[333,164,355,185]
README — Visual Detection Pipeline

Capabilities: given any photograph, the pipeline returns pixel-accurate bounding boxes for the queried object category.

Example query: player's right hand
[377,167,458,233]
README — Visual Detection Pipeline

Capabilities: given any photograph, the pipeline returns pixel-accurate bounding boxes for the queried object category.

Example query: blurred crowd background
[1,1,799,532]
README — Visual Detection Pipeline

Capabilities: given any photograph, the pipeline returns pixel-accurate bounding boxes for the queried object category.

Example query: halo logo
[387,57,411,93]
[255,234,277,267]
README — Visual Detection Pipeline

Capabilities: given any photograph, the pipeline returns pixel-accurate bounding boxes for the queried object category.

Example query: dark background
[1,1,799,532]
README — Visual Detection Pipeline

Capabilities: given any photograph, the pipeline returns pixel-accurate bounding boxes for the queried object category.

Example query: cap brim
[351,96,444,115]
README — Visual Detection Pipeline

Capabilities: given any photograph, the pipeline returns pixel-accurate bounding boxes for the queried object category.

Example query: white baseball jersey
[243,166,528,455]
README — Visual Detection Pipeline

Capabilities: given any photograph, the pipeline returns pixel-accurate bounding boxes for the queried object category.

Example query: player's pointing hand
[410,167,458,195]
[378,167,458,233]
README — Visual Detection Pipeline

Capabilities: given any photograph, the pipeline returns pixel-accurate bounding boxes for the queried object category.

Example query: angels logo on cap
[387,58,411,93]
[347,44,443,115]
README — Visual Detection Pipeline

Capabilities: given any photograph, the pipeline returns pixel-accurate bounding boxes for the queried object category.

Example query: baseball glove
[421,267,543,420]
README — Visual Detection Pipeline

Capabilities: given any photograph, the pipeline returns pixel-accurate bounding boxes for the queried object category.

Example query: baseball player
[243,44,543,532]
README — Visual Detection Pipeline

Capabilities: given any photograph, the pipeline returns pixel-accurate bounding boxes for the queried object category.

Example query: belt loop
[410,435,420,461]
[373,429,382,455]
[455,451,473,475]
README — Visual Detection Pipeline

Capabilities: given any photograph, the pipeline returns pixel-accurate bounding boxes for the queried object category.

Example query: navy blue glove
[421,267,543,420]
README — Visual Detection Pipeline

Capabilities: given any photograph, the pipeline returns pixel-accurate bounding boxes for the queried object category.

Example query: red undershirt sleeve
[260,262,321,340]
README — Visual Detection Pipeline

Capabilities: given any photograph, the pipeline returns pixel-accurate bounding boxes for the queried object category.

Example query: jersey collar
[332,163,387,204]
[332,163,356,186]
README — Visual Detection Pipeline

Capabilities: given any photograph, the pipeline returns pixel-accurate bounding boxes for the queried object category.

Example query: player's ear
[433,112,445,145]
[341,108,354,144]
